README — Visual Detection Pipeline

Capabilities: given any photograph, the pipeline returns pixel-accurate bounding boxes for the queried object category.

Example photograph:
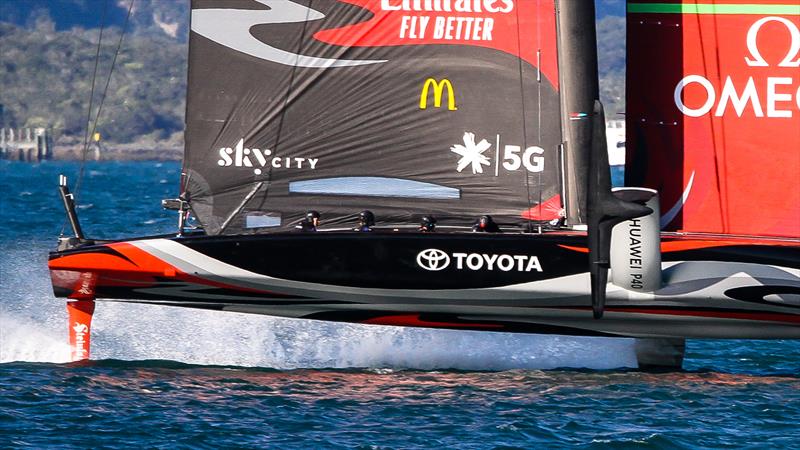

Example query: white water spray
[0,315,71,363]
[1,244,638,369]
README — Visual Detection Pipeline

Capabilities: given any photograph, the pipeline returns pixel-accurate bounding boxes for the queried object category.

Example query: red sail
[626,0,800,237]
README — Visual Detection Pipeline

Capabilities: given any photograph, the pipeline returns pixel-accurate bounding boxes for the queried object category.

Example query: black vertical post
[556,0,600,225]
[58,175,85,240]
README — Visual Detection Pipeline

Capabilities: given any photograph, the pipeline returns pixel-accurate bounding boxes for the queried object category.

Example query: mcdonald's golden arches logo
[419,78,458,111]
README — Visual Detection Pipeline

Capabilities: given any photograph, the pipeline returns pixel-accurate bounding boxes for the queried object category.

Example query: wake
[2,303,637,369]
[2,245,638,369]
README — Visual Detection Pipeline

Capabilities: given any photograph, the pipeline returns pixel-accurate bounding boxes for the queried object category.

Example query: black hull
[49,231,800,339]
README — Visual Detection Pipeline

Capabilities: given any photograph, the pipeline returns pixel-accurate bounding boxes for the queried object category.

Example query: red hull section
[626,1,800,238]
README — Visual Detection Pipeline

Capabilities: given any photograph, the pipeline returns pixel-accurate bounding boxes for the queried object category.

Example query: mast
[555,1,651,317]
[556,0,600,225]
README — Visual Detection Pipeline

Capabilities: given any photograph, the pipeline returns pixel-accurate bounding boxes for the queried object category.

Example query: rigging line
[515,3,533,229]
[73,0,136,200]
[694,9,728,232]
[710,13,730,232]
[80,0,108,160]
[180,5,198,231]
[255,0,315,214]
[536,0,543,218]
[61,0,109,237]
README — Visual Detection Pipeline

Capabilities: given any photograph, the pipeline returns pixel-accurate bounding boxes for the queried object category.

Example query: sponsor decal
[451,132,491,173]
[71,271,96,300]
[193,0,524,66]
[745,17,800,68]
[77,276,92,296]
[417,248,451,271]
[674,16,800,118]
[420,78,458,110]
[627,218,645,290]
[416,248,543,272]
[72,322,89,360]
[451,132,544,175]
[383,0,514,14]
[312,1,560,85]
[386,0,514,42]
[217,138,319,175]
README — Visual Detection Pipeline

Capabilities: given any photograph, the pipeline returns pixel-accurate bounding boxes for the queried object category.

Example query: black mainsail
[183,0,565,234]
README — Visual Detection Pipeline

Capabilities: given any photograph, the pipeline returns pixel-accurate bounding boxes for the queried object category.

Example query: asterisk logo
[451,132,491,174]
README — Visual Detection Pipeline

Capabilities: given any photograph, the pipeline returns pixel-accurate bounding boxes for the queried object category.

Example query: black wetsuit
[295,220,316,232]
[472,222,501,233]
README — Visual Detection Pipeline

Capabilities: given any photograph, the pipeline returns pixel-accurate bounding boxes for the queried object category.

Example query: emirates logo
[416,249,451,271]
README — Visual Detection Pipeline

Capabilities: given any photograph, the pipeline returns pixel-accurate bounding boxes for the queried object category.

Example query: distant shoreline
[50,143,183,161]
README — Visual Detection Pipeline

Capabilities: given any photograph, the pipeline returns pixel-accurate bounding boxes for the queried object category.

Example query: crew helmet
[420,215,437,231]
[359,210,375,227]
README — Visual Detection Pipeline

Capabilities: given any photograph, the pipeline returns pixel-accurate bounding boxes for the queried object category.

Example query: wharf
[1,127,53,162]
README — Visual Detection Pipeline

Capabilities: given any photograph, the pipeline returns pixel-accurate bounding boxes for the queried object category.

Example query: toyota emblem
[416,248,451,271]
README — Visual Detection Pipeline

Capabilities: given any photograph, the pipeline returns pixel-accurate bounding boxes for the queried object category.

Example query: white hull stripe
[127,239,800,312]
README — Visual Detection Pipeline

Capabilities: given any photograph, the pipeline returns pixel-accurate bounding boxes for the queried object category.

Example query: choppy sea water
[1,160,798,448]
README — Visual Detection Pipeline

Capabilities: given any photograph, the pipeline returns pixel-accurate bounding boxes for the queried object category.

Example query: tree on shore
[1,7,626,147]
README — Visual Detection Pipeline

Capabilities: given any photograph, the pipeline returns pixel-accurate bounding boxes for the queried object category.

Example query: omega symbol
[745,16,800,68]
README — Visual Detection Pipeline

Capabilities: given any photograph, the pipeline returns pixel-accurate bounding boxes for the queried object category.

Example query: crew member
[472,215,501,233]
[419,215,437,232]
[296,210,321,232]
[354,210,375,232]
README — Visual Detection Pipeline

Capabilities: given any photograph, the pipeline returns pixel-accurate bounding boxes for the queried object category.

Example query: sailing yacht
[49,0,799,366]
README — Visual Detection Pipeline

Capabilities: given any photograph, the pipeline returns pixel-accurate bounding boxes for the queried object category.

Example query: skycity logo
[675,16,800,118]
[416,248,543,272]
[420,78,457,111]
[217,139,319,175]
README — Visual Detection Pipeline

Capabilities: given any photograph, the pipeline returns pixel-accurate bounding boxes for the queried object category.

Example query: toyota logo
[417,248,451,271]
